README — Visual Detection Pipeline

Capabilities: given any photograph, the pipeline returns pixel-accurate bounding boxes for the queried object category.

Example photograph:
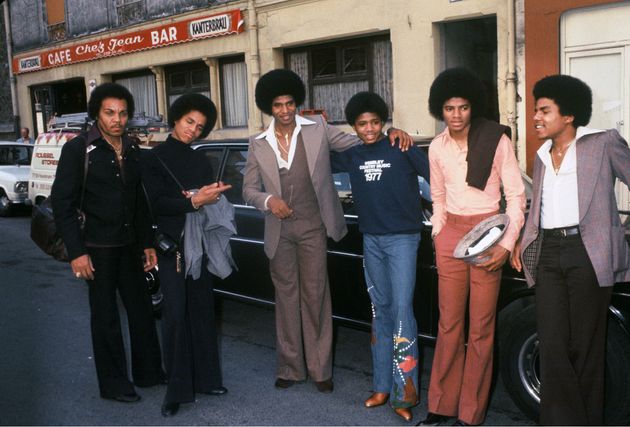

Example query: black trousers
[535,233,612,425]
[86,245,163,398]
[158,253,222,405]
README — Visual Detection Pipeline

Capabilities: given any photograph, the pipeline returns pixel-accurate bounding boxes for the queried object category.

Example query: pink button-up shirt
[429,127,525,251]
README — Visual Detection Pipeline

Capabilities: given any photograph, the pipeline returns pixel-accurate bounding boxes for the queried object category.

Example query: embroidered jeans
[363,232,420,408]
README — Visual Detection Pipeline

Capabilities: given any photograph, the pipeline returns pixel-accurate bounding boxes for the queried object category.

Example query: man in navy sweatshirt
[332,92,429,422]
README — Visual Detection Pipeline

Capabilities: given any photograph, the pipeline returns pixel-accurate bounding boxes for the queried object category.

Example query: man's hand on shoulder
[387,128,413,151]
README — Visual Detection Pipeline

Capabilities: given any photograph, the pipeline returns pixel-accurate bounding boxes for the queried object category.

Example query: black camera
[155,231,179,257]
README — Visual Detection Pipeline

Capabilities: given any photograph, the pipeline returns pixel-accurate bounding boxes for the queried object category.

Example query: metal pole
[3,1,19,138]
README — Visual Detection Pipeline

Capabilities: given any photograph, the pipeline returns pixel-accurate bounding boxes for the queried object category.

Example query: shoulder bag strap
[152,151,186,192]
[78,137,91,212]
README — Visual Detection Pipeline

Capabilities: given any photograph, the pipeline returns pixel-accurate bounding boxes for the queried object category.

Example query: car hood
[0,165,31,180]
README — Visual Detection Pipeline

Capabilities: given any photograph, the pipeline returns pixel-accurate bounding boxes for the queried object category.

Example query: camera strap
[152,151,186,193]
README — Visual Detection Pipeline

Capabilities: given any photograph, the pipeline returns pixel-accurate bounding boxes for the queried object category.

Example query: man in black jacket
[51,83,163,403]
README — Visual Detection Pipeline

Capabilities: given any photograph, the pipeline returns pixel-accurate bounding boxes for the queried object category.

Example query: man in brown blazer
[243,69,411,393]
[512,74,630,425]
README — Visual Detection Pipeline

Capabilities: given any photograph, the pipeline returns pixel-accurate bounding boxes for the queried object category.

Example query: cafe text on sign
[12,9,244,74]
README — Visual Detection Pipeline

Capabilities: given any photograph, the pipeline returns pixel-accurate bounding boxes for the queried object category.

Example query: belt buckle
[559,228,567,237]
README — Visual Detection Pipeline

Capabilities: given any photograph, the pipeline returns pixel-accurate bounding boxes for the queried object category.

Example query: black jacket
[51,125,152,260]
[141,135,214,242]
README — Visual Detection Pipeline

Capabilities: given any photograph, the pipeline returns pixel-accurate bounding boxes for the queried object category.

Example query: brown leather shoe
[364,392,389,408]
[394,407,413,422]
[274,378,296,389]
[314,378,334,393]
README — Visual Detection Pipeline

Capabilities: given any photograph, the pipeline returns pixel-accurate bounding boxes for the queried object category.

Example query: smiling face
[352,112,385,145]
[97,97,128,140]
[442,97,472,135]
[172,110,207,144]
[533,97,576,143]
[271,95,297,128]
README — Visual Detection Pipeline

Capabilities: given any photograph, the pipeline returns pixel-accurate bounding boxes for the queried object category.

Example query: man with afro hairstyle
[511,75,630,425]
[331,91,429,421]
[243,69,412,394]
[52,82,164,403]
[419,68,525,426]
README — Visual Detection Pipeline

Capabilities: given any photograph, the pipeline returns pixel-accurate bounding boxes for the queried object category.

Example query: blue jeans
[363,232,420,408]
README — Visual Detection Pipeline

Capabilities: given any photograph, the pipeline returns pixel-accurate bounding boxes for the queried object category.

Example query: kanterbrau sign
[12,9,244,74]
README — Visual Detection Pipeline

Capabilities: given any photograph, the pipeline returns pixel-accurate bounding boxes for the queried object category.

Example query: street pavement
[0,214,533,425]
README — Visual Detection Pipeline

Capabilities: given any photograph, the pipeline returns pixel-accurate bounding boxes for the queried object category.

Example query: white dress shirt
[255,115,316,208]
[538,126,604,229]
[255,115,316,169]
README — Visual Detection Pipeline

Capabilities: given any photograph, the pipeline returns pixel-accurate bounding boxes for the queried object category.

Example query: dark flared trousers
[158,254,222,405]
[535,233,612,425]
[86,245,163,398]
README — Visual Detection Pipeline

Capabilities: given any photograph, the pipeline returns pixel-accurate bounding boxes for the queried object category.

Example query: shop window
[46,0,66,41]
[113,71,158,118]
[116,0,146,26]
[286,35,392,123]
[165,61,210,109]
[220,56,249,127]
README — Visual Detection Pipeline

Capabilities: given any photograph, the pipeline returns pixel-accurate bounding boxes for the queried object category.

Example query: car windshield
[0,145,33,165]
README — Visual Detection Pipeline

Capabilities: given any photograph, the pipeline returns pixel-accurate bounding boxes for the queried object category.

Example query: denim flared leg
[363,232,420,408]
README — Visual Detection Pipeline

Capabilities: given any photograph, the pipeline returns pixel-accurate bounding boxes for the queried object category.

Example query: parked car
[190,138,630,424]
[0,142,33,216]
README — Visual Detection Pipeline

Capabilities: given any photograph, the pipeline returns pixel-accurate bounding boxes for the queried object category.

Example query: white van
[28,114,85,205]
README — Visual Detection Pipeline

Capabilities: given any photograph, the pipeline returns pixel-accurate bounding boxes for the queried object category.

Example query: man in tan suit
[243,69,410,392]
[512,75,630,425]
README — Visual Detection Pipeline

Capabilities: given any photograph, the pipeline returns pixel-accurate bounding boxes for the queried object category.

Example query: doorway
[561,2,630,216]
[438,16,498,123]
[31,79,87,136]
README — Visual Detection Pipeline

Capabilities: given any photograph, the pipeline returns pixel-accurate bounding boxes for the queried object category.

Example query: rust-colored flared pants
[428,212,501,425]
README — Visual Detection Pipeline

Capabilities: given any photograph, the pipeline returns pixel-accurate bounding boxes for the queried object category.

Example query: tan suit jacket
[521,129,630,287]
[242,115,359,258]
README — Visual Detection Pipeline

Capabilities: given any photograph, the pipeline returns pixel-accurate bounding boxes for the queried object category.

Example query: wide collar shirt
[538,126,604,229]
[429,127,525,251]
[255,115,316,170]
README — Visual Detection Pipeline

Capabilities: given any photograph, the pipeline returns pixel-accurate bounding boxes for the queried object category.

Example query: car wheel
[0,189,12,217]
[603,320,630,425]
[499,302,540,421]
[499,300,630,424]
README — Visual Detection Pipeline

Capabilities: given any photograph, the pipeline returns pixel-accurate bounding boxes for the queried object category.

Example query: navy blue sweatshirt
[332,137,430,235]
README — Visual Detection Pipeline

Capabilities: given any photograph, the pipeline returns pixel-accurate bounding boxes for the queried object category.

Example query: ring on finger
[75,272,81,278]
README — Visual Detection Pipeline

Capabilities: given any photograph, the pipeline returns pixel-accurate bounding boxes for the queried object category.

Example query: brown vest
[279,134,323,227]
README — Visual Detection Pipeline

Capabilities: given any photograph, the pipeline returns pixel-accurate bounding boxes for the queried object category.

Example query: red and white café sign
[12,9,244,74]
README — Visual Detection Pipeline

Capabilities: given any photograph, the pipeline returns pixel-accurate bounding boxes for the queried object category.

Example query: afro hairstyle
[168,93,217,139]
[345,91,389,125]
[428,67,487,120]
[255,69,306,116]
[88,82,135,121]
[533,74,592,127]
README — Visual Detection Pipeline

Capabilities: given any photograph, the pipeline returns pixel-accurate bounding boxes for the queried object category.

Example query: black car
[193,138,630,424]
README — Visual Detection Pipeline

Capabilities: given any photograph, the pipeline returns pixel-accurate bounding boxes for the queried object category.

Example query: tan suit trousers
[269,218,333,382]
[428,211,501,425]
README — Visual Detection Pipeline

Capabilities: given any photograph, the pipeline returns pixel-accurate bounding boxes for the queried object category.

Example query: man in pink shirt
[419,68,525,426]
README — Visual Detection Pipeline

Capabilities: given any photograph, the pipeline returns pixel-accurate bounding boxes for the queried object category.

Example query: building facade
[8,0,519,144]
